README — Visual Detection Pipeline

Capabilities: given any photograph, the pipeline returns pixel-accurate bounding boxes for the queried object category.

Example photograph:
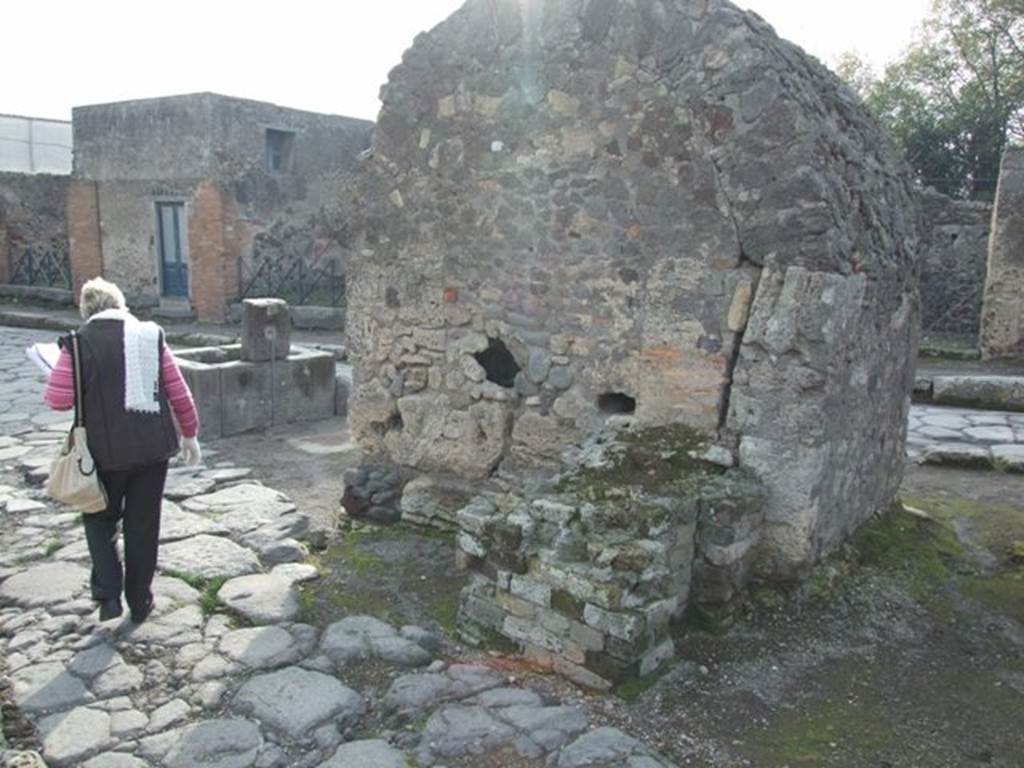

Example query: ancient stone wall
[918,189,992,342]
[0,171,70,284]
[981,148,1024,358]
[345,0,919,684]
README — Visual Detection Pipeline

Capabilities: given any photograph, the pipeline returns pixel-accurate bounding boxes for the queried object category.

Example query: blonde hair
[79,277,127,319]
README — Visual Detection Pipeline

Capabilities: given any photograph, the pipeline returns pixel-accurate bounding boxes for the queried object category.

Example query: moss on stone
[746,698,897,766]
[558,424,723,503]
[961,572,1024,624]
[614,662,673,702]
[850,504,964,595]
[900,494,1024,570]
[551,589,585,620]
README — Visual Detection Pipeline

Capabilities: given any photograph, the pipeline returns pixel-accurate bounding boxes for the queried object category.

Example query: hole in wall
[597,392,637,415]
[371,412,404,436]
[474,338,521,389]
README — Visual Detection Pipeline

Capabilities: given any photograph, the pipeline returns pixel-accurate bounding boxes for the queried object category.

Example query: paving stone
[11,661,91,714]
[160,503,228,542]
[322,739,410,768]
[38,707,111,766]
[163,474,217,501]
[498,704,588,754]
[231,667,367,739]
[269,562,319,583]
[921,444,993,468]
[472,687,544,708]
[148,699,191,733]
[555,727,679,767]
[160,719,264,768]
[992,444,1024,472]
[963,426,1016,443]
[82,753,150,768]
[91,662,145,698]
[416,704,516,761]
[218,574,301,624]
[68,644,123,679]
[121,605,204,647]
[4,497,46,513]
[382,664,505,716]
[219,626,307,670]
[183,484,303,538]
[321,615,432,668]
[110,708,149,738]
[916,426,964,441]
[159,535,261,580]
[0,562,90,607]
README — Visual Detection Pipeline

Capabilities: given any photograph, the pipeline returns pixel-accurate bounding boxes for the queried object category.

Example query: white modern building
[0,114,72,174]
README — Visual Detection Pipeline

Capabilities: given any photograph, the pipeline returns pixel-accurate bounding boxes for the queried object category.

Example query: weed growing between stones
[43,540,61,557]
[161,569,230,619]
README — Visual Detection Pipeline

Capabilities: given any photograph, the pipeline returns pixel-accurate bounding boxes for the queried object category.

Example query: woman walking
[44,277,200,623]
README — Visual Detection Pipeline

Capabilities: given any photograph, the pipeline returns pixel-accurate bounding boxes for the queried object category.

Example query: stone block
[241,298,291,362]
[291,305,345,331]
[176,358,223,439]
[335,365,352,417]
[219,360,273,436]
[279,348,336,424]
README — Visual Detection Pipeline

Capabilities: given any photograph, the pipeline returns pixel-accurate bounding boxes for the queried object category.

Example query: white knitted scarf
[88,309,162,414]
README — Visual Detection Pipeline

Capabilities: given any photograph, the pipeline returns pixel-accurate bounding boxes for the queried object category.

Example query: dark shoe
[98,599,123,622]
[130,600,153,624]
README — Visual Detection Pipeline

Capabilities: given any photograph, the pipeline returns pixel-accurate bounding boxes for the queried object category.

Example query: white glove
[180,436,202,467]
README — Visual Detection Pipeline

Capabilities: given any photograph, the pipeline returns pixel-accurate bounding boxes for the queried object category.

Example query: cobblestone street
[0,325,681,767]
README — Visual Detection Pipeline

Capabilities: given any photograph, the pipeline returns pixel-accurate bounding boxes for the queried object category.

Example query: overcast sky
[3,0,932,122]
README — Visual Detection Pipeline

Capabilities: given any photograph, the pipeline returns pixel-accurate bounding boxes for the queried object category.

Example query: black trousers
[84,460,168,612]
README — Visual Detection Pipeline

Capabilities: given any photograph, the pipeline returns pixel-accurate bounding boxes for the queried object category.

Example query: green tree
[839,0,1024,199]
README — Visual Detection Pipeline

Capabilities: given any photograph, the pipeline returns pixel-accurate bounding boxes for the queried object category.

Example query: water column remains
[342,0,921,687]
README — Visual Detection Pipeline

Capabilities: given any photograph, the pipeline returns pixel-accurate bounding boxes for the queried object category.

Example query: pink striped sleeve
[44,347,75,411]
[162,342,199,438]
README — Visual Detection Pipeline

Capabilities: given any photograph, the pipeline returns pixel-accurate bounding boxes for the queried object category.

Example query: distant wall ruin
[919,189,992,342]
[344,0,920,686]
[981,147,1024,358]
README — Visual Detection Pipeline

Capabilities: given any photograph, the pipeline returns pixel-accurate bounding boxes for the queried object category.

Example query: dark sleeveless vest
[63,319,180,472]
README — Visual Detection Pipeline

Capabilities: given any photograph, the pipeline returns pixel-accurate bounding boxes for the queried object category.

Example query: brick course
[67,180,103,299]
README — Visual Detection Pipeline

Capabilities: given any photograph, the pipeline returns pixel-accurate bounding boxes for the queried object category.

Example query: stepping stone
[218,574,301,624]
[159,535,260,580]
[231,667,366,739]
[323,739,409,768]
[38,707,112,766]
[0,562,90,607]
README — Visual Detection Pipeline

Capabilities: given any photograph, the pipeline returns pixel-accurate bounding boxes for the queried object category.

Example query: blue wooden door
[157,202,189,298]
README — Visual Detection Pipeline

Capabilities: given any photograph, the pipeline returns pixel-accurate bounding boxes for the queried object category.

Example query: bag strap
[70,331,85,428]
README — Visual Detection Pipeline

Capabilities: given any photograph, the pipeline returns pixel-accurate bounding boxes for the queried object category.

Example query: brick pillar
[981,148,1024,358]
[189,181,240,323]
[67,180,103,301]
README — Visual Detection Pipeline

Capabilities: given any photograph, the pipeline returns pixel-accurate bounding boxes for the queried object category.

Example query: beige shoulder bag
[46,332,108,513]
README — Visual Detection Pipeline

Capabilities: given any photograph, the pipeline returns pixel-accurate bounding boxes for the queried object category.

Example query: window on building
[265,129,295,172]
